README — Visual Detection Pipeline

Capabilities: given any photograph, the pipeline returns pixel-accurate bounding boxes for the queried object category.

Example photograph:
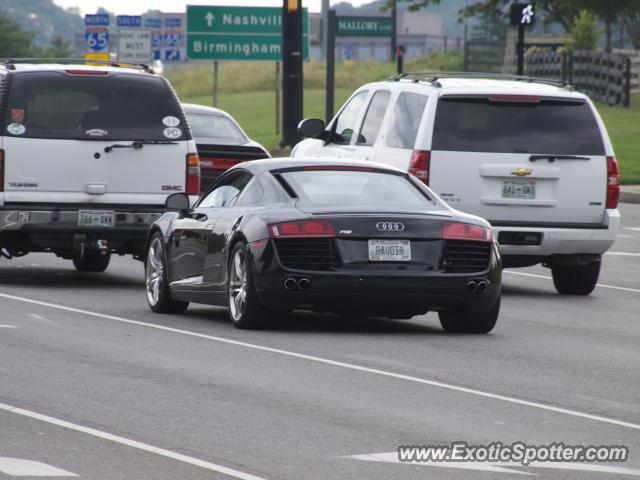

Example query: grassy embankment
[166,52,639,184]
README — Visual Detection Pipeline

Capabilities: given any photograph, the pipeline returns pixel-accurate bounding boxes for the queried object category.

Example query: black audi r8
[145,158,502,333]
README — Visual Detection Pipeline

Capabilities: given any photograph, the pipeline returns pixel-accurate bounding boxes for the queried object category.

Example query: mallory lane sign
[336,15,393,37]
[186,5,309,61]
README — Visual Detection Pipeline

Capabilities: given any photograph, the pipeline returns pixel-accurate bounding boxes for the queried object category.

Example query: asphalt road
[0,204,639,479]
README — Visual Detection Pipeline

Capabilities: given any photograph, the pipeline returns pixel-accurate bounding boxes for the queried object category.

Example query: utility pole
[280,0,304,148]
[391,0,397,62]
[321,0,330,60]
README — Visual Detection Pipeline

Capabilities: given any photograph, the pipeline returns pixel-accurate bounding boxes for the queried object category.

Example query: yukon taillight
[0,149,4,192]
[443,223,493,242]
[606,156,620,209]
[409,150,430,184]
[186,153,201,196]
[269,220,335,239]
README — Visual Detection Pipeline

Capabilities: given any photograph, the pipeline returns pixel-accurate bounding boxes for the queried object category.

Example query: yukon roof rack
[386,71,571,89]
[0,58,154,73]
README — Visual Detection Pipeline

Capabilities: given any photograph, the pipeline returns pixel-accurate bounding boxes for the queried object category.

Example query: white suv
[293,73,621,295]
[0,60,200,271]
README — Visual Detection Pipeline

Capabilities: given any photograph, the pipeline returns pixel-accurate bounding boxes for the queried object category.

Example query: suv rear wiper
[529,154,590,162]
[104,140,178,153]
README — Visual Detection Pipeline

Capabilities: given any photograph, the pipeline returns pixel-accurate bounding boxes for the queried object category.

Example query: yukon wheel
[551,262,600,295]
[145,234,188,314]
[228,242,273,329]
[73,253,110,272]
[439,298,500,334]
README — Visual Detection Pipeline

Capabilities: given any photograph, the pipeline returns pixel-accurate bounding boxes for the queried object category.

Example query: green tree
[566,10,599,51]
[0,13,37,57]
[623,0,640,49]
[44,36,73,58]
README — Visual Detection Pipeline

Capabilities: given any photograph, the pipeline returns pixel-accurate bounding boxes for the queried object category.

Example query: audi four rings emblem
[376,222,405,231]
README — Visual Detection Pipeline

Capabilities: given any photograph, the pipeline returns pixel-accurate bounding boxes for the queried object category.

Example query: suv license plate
[78,210,115,228]
[502,180,536,199]
[368,240,411,262]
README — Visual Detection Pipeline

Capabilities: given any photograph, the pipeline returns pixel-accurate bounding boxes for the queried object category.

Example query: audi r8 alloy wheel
[146,233,189,314]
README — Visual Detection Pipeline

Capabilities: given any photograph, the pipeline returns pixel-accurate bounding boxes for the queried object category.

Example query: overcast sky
[52,1,373,15]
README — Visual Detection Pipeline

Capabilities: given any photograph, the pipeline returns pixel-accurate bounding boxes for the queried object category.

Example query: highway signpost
[118,29,152,63]
[84,14,110,62]
[186,6,309,61]
[336,16,392,37]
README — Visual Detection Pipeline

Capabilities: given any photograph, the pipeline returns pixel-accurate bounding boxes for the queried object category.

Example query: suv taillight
[0,149,4,192]
[409,150,430,184]
[606,156,620,209]
[186,153,201,196]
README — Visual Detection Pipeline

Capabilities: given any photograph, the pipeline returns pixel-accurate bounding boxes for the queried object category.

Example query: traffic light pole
[325,10,336,124]
[280,0,304,148]
[517,24,525,76]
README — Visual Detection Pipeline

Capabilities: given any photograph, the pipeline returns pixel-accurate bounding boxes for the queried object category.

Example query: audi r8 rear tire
[551,262,600,295]
[228,241,274,329]
[145,233,189,314]
[439,298,500,334]
[73,253,110,272]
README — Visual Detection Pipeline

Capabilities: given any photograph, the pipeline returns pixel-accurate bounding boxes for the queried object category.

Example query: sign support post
[276,62,281,135]
[213,61,219,107]
[510,3,535,76]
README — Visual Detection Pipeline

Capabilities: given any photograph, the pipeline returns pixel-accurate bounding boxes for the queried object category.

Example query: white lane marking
[28,313,57,325]
[505,271,640,294]
[605,252,640,257]
[624,227,640,232]
[0,457,78,476]
[347,452,531,475]
[0,292,639,432]
[347,452,640,477]
[0,325,17,329]
[0,403,267,480]
[618,234,635,238]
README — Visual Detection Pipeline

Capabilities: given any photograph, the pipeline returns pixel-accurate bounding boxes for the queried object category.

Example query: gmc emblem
[162,185,182,191]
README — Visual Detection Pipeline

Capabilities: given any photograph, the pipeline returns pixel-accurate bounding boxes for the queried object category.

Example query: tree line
[0,13,72,58]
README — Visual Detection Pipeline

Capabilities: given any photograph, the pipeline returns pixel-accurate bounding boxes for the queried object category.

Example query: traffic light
[288,0,300,12]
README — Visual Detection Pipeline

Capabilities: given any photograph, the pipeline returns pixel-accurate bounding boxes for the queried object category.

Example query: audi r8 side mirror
[298,118,326,139]
[165,192,190,211]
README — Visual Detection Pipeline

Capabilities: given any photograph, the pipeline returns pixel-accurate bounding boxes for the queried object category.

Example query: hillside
[0,0,83,47]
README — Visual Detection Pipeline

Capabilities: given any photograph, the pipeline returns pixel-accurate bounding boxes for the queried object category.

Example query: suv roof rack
[0,58,154,73]
[386,71,571,89]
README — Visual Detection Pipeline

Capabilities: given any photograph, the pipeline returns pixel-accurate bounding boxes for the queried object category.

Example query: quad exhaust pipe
[283,277,312,291]
[466,280,489,295]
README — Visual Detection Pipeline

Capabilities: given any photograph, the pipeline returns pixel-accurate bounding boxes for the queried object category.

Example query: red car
[182,103,270,191]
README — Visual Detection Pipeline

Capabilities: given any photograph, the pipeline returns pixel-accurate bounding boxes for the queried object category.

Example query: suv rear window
[4,71,188,141]
[281,169,430,206]
[432,97,605,155]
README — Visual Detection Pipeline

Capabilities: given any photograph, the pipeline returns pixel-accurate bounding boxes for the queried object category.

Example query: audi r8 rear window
[280,169,430,205]
[4,71,188,141]
[432,97,605,155]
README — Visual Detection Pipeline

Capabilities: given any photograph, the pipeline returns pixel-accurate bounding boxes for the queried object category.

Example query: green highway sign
[336,16,393,37]
[186,5,309,61]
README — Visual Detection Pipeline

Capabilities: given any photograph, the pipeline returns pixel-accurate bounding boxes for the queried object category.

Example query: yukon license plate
[502,180,536,199]
[77,210,115,228]
[368,240,411,262]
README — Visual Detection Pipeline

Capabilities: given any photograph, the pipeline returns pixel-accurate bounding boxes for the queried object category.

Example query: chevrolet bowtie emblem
[511,168,533,176]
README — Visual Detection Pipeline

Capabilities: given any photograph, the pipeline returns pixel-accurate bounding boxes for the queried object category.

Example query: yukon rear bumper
[494,209,620,263]
[0,206,165,258]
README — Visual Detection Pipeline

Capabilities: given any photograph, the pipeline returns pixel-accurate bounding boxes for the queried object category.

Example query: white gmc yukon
[0,60,200,271]
[294,73,621,295]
